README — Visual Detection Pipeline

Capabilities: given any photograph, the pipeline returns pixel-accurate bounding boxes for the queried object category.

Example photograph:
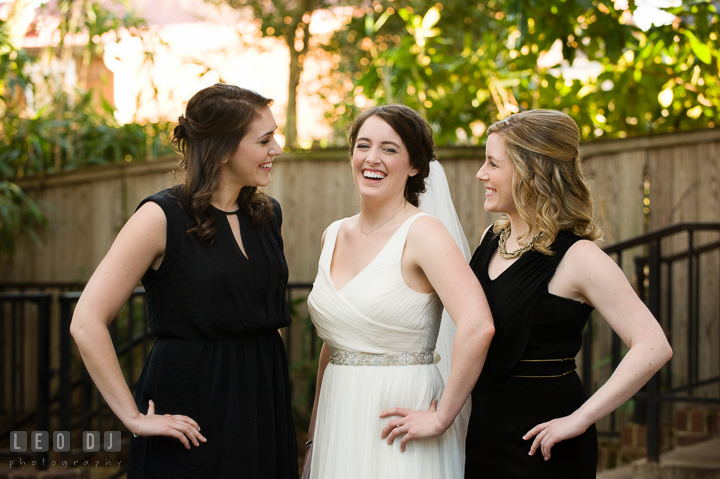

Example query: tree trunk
[54,0,83,172]
[284,0,316,150]
[286,42,301,149]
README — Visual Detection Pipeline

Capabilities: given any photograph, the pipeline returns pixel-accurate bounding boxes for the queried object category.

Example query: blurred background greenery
[1,0,718,256]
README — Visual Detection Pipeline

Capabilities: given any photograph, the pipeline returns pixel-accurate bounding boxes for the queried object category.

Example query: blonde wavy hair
[487,109,603,255]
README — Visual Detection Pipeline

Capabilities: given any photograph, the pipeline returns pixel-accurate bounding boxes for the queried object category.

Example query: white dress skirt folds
[307,213,463,478]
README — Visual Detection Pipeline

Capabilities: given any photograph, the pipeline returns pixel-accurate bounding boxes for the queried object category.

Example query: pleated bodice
[307,212,463,478]
[308,213,444,354]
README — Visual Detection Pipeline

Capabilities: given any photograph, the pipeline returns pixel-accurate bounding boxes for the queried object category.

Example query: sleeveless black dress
[127,187,298,479]
[465,228,598,478]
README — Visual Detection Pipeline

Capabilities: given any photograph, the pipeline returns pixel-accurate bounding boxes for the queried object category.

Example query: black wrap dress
[465,228,597,478]
[127,187,298,479]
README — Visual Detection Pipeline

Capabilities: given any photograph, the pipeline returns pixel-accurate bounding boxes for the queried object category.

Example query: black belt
[484,358,577,378]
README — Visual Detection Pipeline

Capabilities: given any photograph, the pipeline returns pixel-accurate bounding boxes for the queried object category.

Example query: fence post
[634,256,648,425]
[687,230,694,396]
[646,239,661,462]
[35,295,51,470]
[60,295,73,433]
[11,301,18,432]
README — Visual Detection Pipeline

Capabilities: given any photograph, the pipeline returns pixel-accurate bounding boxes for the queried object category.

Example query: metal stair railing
[587,222,720,462]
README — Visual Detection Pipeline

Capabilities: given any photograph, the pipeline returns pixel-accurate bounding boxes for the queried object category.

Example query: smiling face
[221,106,281,188]
[351,115,417,203]
[477,132,516,215]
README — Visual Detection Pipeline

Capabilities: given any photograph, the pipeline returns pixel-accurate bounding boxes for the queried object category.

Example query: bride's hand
[379,399,447,452]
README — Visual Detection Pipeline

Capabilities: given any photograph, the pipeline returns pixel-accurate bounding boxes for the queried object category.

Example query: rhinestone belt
[329,348,435,367]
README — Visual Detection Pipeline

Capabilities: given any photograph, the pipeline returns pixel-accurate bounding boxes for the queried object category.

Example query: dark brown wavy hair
[348,104,436,207]
[487,109,603,254]
[171,83,275,244]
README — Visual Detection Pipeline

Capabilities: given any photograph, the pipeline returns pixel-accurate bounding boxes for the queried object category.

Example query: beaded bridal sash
[329,348,435,367]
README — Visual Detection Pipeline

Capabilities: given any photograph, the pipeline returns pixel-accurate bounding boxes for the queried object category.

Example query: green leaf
[364,12,374,37]
[685,30,712,64]
[398,8,410,22]
[421,7,441,30]
[373,11,391,33]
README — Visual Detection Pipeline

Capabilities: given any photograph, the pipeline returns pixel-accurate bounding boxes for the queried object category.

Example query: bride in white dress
[303,105,495,478]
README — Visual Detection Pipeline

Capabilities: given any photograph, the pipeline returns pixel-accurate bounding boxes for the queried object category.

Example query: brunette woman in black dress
[465,109,672,478]
[71,84,299,478]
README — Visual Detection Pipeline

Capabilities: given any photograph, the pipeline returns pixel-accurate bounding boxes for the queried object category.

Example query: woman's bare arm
[524,240,672,460]
[380,216,495,451]
[70,202,206,449]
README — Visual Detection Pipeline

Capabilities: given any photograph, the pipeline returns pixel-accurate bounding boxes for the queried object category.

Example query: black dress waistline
[483,358,577,378]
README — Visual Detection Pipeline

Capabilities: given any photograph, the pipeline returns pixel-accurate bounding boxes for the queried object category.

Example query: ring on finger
[395,424,402,429]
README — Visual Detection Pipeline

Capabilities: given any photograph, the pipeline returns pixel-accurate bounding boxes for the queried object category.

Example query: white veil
[418,159,472,463]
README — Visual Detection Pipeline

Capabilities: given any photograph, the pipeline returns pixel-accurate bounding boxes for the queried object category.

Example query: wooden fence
[2,128,719,285]
[1,127,719,424]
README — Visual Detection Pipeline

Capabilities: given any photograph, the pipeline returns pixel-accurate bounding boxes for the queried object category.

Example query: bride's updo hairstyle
[348,104,435,207]
[172,83,275,244]
[487,109,603,255]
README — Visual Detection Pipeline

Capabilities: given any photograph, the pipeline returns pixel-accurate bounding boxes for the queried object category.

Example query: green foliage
[0,90,174,178]
[49,0,146,58]
[320,0,719,144]
[0,180,45,258]
[0,1,173,258]
[0,84,173,255]
[0,24,31,106]
[0,20,43,258]
[207,0,315,42]
[204,0,364,147]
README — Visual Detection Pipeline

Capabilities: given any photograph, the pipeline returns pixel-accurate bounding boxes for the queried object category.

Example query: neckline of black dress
[486,246,534,283]
[211,204,241,215]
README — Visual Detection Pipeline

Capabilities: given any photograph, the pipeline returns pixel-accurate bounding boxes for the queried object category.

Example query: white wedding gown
[307,213,463,478]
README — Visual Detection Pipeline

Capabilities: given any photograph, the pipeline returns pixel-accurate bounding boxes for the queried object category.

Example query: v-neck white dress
[307,213,463,478]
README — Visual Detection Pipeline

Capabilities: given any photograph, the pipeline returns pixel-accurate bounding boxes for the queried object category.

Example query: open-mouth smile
[362,169,386,181]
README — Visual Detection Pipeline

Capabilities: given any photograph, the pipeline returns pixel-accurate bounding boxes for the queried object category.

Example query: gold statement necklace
[497,227,546,259]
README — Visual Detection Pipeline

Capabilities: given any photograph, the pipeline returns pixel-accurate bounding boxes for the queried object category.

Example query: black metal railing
[0,282,87,294]
[2,222,719,468]
[587,222,720,462]
[57,288,150,460]
[0,292,52,469]
[0,281,315,472]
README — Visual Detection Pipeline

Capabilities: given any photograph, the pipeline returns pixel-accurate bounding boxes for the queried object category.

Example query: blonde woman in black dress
[71,84,298,478]
[464,109,672,478]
